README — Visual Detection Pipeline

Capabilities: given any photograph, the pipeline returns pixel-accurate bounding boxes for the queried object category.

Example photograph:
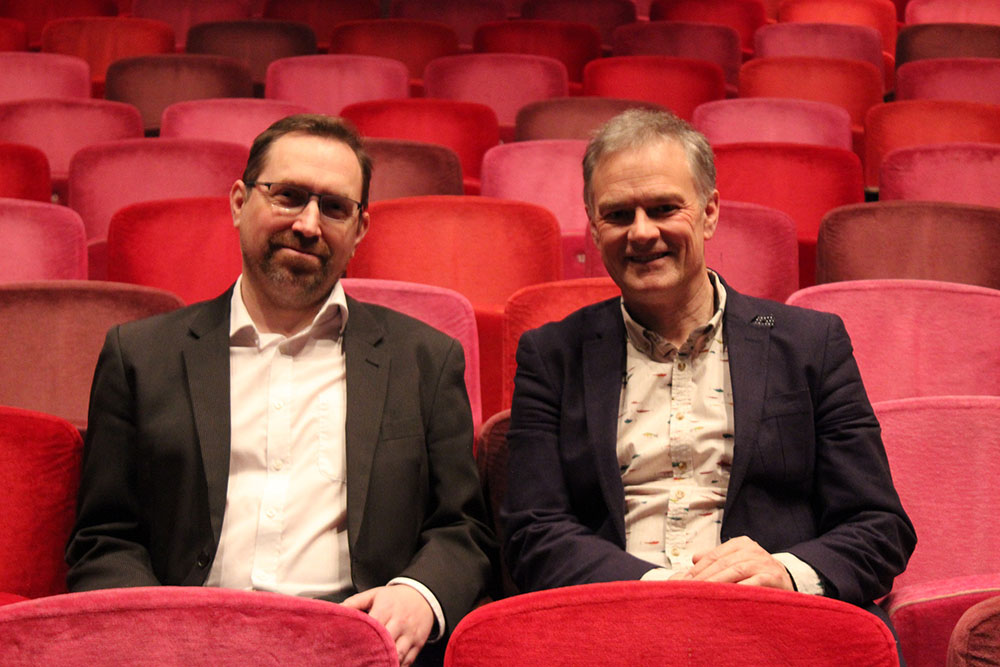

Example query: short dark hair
[243,114,373,209]
[583,108,716,218]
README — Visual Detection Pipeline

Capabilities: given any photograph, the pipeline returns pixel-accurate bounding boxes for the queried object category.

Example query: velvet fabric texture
[879,142,1000,207]
[0,406,83,599]
[0,142,52,202]
[816,201,1000,290]
[777,0,898,54]
[391,0,507,51]
[130,0,251,51]
[948,593,1000,667]
[0,280,184,428]
[905,0,1000,24]
[786,281,1000,403]
[261,0,380,53]
[755,22,891,93]
[0,199,87,281]
[473,19,602,86]
[514,96,667,141]
[365,137,464,202]
[160,98,311,147]
[612,21,742,96]
[895,23,1000,67]
[40,17,175,97]
[105,54,255,134]
[583,56,726,122]
[650,0,767,57]
[896,58,1000,105]
[444,581,900,666]
[186,20,318,92]
[0,0,117,50]
[887,576,1000,667]
[521,0,637,48]
[106,197,241,305]
[713,142,864,288]
[67,137,249,241]
[341,277,483,428]
[474,409,516,597]
[479,139,590,278]
[352,195,562,419]
[0,98,142,203]
[0,18,27,51]
[0,53,90,103]
[424,53,569,143]
[341,98,499,194]
[500,278,620,406]
[265,54,410,116]
[693,97,853,150]
[0,587,397,665]
[863,100,1000,190]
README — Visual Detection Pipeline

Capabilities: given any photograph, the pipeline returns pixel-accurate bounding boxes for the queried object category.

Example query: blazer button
[196,551,210,568]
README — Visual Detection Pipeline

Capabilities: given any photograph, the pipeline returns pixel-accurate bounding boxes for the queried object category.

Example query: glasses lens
[319,194,356,221]
[267,183,310,210]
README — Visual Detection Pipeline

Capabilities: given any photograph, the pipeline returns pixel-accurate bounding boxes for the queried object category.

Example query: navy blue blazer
[501,278,915,606]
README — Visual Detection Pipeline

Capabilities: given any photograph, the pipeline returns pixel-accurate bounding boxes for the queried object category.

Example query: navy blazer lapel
[722,285,773,512]
[183,289,234,543]
[342,297,389,554]
[581,299,630,545]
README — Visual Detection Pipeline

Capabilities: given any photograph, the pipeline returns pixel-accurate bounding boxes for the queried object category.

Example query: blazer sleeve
[65,326,161,590]
[502,326,658,592]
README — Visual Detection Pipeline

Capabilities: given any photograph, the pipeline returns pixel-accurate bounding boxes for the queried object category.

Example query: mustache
[266,231,330,261]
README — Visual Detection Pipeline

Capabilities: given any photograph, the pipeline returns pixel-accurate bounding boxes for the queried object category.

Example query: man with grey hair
[502,109,914,624]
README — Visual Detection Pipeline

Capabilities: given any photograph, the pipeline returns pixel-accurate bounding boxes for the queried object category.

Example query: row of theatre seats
[2,0,998,664]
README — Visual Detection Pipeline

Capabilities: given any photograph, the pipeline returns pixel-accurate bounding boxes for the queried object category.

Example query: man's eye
[645,205,677,219]
[271,185,307,206]
[321,198,352,218]
[602,209,635,225]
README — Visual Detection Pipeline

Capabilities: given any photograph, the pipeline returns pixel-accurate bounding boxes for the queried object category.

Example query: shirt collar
[229,274,349,348]
[621,270,727,362]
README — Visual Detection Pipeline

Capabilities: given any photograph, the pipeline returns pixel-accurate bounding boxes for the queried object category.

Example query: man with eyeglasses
[501,109,914,657]
[67,115,494,667]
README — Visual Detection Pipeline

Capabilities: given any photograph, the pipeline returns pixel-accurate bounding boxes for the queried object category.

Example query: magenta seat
[390,0,507,50]
[0,199,87,281]
[265,54,409,116]
[364,137,464,202]
[896,57,1000,104]
[879,142,1000,207]
[520,0,638,48]
[650,0,767,57]
[514,96,667,141]
[0,53,89,103]
[473,19,603,89]
[160,97,311,147]
[905,0,1000,24]
[693,98,853,150]
[260,0,380,53]
[131,0,252,50]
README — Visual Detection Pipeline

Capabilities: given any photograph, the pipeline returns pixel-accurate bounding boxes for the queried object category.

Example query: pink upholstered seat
[879,142,1000,207]
[514,96,667,141]
[260,0,380,53]
[777,0,898,55]
[480,139,590,278]
[341,278,482,427]
[649,0,767,58]
[0,98,143,203]
[444,580,900,666]
[351,195,563,419]
[131,0,252,51]
[341,99,500,195]
[160,97,311,147]
[816,201,1000,289]
[948,593,1000,667]
[713,142,864,287]
[0,53,90,103]
[693,98,853,150]
[0,0,117,51]
[0,587,397,665]
[612,21,742,97]
[0,199,87,281]
[873,396,1000,667]
[67,137,248,278]
[390,0,507,51]
[474,409,515,595]
[520,0,638,49]
[785,280,1000,402]
[905,0,1000,25]
[0,281,183,430]
[424,53,568,143]
[265,54,409,116]
[583,55,726,121]
[106,197,241,305]
[0,406,83,599]
[896,57,1000,104]
[0,142,52,203]
[364,138,464,202]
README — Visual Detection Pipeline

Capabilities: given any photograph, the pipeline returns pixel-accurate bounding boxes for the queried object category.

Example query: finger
[342,588,377,611]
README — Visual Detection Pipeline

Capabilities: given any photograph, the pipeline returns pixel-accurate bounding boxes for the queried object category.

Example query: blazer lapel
[182,290,234,543]
[342,298,389,554]
[722,286,772,512]
[582,300,630,546]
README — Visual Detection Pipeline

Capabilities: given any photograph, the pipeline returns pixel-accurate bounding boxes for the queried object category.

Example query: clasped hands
[669,536,795,590]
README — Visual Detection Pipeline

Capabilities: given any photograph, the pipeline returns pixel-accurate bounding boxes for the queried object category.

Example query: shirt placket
[664,349,696,570]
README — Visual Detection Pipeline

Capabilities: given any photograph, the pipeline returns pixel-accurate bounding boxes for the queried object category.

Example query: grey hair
[583,108,716,218]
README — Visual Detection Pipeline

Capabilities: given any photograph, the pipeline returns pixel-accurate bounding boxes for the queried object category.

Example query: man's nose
[291,198,323,237]
[628,207,658,241]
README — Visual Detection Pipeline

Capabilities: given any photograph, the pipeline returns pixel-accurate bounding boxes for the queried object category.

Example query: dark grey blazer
[67,286,494,632]
[501,277,915,607]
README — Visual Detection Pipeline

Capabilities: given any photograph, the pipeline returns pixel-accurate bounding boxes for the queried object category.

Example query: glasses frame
[246,181,365,223]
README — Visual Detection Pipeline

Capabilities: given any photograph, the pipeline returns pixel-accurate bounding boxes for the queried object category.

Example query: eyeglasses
[247,181,364,222]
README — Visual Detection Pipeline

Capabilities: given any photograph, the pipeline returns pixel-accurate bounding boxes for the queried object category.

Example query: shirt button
[272,400,284,410]
[266,509,277,520]
[671,547,681,557]
[676,490,686,500]
[272,459,283,471]
[675,412,684,421]
[677,461,687,470]
[677,362,687,371]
